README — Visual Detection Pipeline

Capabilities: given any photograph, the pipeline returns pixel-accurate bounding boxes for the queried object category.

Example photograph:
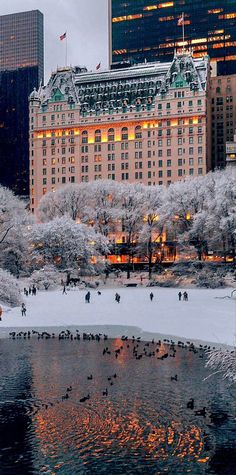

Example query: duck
[103,389,108,396]
[187,398,194,409]
[195,407,206,416]
[171,374,178,381]
[87,375,93,380]
[79,394,90,403]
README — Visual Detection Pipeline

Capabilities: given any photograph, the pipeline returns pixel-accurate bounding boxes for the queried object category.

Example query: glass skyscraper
[109,0,236,75]
[0,10,44,195]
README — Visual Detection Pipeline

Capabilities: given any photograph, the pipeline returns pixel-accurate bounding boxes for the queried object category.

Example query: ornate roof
[32,53,209,113]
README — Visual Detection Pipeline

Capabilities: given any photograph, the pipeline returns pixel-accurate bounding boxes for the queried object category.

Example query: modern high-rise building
[0,10,44,195]
[210,74,236,168]
[109,0,236,75]
[29,52,211,212]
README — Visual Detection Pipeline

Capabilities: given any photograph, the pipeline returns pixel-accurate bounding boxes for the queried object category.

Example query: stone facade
[29,52,210,212]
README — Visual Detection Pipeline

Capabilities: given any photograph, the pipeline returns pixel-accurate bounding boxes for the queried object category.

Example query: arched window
[108,128,115,141]
[216,87,221,94]
[121,126,128,140]
[82,130,88,143]
[95,129,101,143]
[135,125,142,139]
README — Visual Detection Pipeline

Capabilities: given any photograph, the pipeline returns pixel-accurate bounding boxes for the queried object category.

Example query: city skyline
[0,0,108,82]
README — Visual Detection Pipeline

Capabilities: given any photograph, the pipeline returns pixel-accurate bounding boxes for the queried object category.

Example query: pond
[0,336,235,474]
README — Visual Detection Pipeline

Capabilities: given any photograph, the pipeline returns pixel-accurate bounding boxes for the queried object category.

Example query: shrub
[0,268,21,307]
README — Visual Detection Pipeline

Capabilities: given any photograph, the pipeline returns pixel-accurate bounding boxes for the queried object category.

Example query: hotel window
[108,174,115,180]
[81,146,88,153]
[95,129,101,143]
[108,143,115,151]
[148,151,151,158]
[189,158,194,166]
[62,157,66,164]
[121,127,128,140]
[159,170,163,178]
[71,177,75,183]
[43,159,47,166]
[167,160,171,167]
[189,168,194,176]
[167,149,171,156]
[71,157,75,164]
[189,147,193,155]
[51,158,56,165]
[71,166,75,173]
[166,103,170,109]
[178,148,182,156]
[42,116,46,122]
[189,137,193,144]
[51,168,56,175]
[197,100,202,106]
[82,131,88,143]
[158,139,162,147]
[167,170,172,177]
[167,139,171,146]
[178,169,183,177]
[148,161,151,168]
[43,149,46,156]
[198,147,202,154]
[178,159,182,166]
[135,172,143,179]
[189,127,193,134]
[158,150,162,157]
[135,125,142,139]
[62,177,66,184]
[108,128,115,141]
[121,142,128,149]
[62,147,66,154]
[167,129,171,136]
[158,130,162,137]
[94,164,102,172]
[62,167,66,174]
[51,148,55,155]
[198,136,202,144]
[189,100,193,107]
[158,104,162,110]
[82,166,88,173]
[52,177,56,184]
[121,162,128,170]
[121,173,129,180]
[198,157,203,164]
[178,128,182,135]
[158,160,163,167]
[177,102,181,108]
[178,138,182,145]
[43,178,47,185]
[198,168,203,175]
[43,168,47,175]
[43,140,46,147]
[108,153,115,161]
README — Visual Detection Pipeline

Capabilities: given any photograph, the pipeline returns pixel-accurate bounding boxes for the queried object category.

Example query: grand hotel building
[29,52,211,213]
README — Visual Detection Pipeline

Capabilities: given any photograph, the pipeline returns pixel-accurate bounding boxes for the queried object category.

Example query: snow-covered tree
[0,268,22,307]
[0,186,31,275]
[28,216,109,272]
[38,183,89,222]
[138,186,165,279]
[30,265,65,290]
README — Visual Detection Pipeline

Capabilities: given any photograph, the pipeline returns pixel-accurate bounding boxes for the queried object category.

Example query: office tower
[29,53,210,212]
[109,0,236,75]
[210,74,236,168]
[0,10,44,195]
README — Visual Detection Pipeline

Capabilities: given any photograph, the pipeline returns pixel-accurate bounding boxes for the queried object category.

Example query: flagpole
[65,31,67,66]
[182,12,185,53]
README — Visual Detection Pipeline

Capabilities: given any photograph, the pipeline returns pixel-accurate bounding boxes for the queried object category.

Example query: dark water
[0,338,236,475]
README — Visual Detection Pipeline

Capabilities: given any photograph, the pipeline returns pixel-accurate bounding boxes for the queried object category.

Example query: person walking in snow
[115,293,120,303]
[183,291,188,301]
[150,292,154,301]
[21,303,26,316]
[85,291,91,303]
[62,285,67,295]
[178,291,182,301]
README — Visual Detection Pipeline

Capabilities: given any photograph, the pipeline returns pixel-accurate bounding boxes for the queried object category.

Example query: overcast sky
[0,0,109,81]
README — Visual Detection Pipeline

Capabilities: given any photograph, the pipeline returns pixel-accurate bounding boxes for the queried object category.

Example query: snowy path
[0,287,236,346]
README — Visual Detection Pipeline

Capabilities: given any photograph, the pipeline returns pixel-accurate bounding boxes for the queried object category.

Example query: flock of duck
[8,330,217,419]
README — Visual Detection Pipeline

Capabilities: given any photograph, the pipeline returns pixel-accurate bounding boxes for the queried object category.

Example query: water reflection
[0,338,236,474]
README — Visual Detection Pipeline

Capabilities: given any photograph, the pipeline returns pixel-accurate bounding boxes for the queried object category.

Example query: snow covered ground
[1,287,236,346]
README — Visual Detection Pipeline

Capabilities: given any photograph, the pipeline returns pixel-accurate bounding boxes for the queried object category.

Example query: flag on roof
[96,62,101,70]
[60,32,66,41]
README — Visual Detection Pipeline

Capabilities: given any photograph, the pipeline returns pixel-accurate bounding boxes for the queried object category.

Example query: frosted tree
[119,183,145,278]
[28,216,109,272]
[38,183,89,222]
[0,185,31,275]
[206,347,236,383]
[138,186,165,279]
[0,268,22,307]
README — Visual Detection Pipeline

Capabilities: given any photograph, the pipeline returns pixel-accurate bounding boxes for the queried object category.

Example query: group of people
[23,285,37,297]
[178,291,189,301]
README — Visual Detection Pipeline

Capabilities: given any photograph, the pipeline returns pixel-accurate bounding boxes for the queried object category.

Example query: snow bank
[0,287,235,346]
